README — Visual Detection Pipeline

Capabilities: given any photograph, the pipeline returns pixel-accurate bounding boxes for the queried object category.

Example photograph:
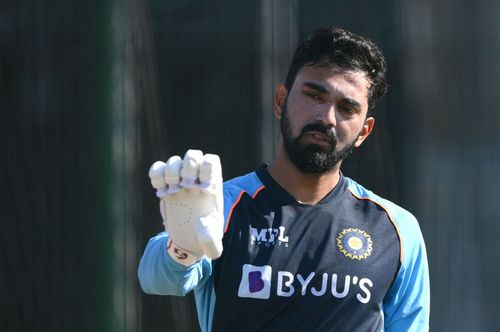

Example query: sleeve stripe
[224,185,266,234]
[252,185,266,198]
[348,188,404,264]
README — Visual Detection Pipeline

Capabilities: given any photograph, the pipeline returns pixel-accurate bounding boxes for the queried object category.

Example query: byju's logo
[237,265,374,304]
[238,264,272,299]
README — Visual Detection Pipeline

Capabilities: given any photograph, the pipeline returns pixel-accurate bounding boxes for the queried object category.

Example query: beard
[280,106,359,174]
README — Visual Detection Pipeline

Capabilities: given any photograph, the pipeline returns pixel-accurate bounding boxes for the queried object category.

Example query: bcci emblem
[337,228,373,260]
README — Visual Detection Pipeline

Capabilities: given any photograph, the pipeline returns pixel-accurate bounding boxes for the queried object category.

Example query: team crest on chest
[337,228,373,260]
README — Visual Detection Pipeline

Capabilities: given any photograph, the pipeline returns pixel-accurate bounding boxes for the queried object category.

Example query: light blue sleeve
[346,177,430,332]
[382,205,430,332]
[137,232,213,296]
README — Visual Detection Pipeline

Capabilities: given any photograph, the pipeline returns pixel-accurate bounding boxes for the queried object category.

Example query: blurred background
[2,0,500,331]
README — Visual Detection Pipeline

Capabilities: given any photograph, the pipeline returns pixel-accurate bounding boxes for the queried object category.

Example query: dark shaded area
[0,0,114,331]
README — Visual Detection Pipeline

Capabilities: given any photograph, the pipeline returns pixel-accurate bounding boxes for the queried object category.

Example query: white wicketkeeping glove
[149,149,224,266]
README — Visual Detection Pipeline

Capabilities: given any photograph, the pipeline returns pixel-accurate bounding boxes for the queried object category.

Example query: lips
[303,130,333,144]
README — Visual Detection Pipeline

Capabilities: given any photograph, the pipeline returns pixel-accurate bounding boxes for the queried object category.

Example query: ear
[274,84,288,119]
[354,116,375,147]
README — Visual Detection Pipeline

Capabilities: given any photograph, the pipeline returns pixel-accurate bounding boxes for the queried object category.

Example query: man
[139,26,430,332]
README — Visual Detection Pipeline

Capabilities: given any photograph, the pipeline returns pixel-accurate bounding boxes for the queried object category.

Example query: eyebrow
[342,98,362,111]
[303,81,330,95]
[302,81,362,110]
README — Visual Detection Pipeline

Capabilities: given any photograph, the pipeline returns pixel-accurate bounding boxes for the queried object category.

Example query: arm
[138,232,213,296]
[138,150,224,297]
[383,215,430,332]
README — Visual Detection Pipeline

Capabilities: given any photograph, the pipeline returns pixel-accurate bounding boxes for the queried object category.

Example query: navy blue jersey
[139,166,430,331]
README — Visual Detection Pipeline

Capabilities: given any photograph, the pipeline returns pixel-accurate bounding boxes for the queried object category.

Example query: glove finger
[199,232,223,259]
[149,161,167,197]
[180,149,204,188]
[196,214,223,259]
[164,155,183,193]
[199,154,222,191]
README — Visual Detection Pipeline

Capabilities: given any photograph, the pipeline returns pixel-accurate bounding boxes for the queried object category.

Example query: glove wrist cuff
[167,239,202,266]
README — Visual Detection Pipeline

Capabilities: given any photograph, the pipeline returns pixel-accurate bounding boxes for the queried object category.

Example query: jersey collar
[255,164,347,206]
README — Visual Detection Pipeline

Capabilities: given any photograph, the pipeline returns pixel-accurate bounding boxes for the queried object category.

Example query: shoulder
[223,171,265,201]
[345,178,429,328]
[222,171,265,223]
[344,177,425,264]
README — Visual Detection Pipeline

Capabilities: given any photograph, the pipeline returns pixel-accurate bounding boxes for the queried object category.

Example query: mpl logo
[238,264,272,299]
[250,226,289,247]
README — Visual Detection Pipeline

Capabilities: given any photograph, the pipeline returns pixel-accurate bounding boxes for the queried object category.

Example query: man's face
[276,63,374,174]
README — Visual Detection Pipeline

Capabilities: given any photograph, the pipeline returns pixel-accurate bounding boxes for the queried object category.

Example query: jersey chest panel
[212,179,400,331]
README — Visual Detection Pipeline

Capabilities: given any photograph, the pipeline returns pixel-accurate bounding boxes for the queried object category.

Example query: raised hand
[149,150,224,266]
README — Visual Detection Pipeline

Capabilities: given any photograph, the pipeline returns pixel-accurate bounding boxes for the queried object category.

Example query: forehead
[293,64,370,104]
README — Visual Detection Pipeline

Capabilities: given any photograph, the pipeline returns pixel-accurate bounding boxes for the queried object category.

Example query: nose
[316,103,337,126]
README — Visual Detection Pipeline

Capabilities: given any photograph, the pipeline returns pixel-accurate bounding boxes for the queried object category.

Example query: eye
[304,91,321,100]
[340,106,356,114]
[338,101,360,115]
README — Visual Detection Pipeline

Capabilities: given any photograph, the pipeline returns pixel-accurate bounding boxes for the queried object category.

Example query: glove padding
[149,149,224,266]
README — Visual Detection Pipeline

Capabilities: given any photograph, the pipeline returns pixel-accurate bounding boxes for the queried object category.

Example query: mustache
[299,123,337,142]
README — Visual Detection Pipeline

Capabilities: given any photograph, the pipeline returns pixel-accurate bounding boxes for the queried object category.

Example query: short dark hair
[285,26,388,112]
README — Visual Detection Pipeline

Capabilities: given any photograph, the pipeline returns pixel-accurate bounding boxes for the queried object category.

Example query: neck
[267,144,341,205]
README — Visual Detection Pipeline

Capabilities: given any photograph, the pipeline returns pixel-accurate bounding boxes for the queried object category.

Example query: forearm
[138,232,212,296]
